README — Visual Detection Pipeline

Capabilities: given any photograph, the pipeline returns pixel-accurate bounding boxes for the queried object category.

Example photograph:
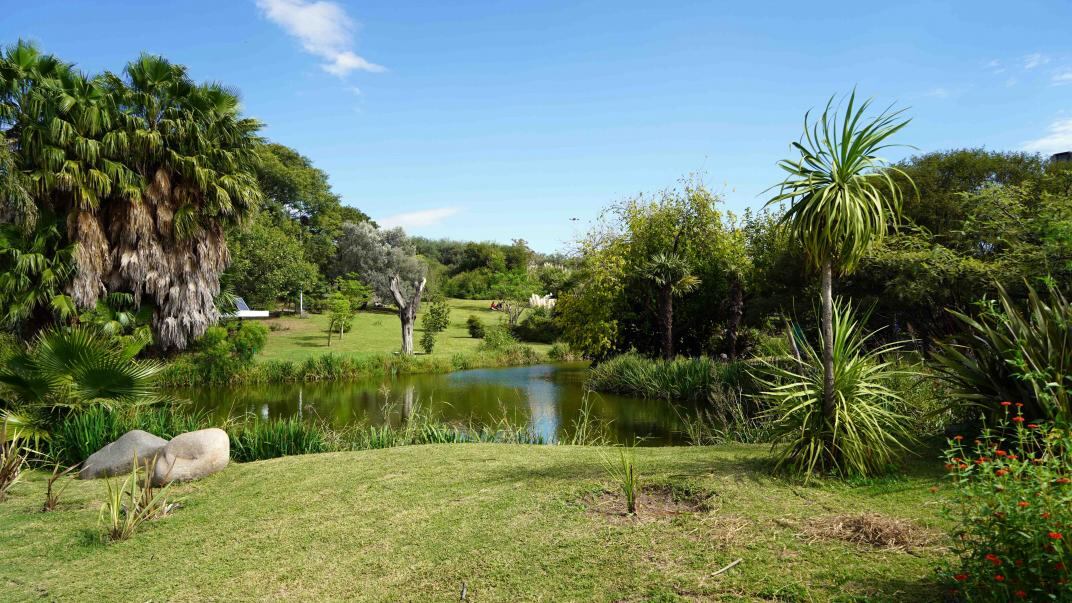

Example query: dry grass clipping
[798,513,937,552]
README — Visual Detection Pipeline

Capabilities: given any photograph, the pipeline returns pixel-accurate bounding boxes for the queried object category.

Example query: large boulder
[151,428,230,486]
[78,430,167,480]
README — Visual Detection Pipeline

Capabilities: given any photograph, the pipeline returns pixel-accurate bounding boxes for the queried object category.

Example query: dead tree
[389,274,427,355]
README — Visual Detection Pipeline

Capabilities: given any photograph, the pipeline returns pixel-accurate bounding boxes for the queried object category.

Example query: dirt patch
[793,513,938,552]
[584,485,711,524]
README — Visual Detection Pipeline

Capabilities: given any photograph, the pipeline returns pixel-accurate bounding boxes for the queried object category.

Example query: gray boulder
[79,430,167,480]
[151,428,229,486]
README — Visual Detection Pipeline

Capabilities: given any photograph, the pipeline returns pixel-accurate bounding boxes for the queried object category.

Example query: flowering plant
[940,402,1072,600]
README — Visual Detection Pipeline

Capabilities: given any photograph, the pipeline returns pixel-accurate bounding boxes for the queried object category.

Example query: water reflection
[172,363,698,445]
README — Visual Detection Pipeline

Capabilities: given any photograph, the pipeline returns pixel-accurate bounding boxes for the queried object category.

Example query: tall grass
[600,447,639,515]
[229,416,330,462]
[586,353,749,401]
[49,405,210,466]
[676,386,769,445]
[158,347,544,387]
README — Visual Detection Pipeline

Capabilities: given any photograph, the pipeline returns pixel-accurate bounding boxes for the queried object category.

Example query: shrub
[585,352,746,401]
[99,458,175,542]
[466,315,485,339]
[0,428,27,502]
[478,324,518,351]
[755,300,915,479]
[935,283,1072,422]
[420,329,437,354]
[940,407,1072,601]
[512,307,560,343]
[231,321,268,362]
[547,342,581,362]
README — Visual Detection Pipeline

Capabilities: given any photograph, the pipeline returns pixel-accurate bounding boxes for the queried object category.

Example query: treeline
[412,237,575,300]
[557,150,1072,360]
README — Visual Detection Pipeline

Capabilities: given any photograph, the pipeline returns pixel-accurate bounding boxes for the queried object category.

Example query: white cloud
[256,0,384,76]
[924,87,950,99]
[1021,118,1072,155]
[1024,53,1050,69]
[986,59,1005,74]
[378,207,461,229]
[1052,70,1072,86]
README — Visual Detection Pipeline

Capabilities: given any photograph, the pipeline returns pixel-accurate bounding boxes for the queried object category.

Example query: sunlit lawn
[256,299,551,363]
[0,444,951,602]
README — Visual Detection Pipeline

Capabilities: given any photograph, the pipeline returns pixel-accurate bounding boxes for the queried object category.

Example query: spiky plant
[642,252,700,359]
[766,91,912,452]
[0,326,165,418]
[756,299,914,480]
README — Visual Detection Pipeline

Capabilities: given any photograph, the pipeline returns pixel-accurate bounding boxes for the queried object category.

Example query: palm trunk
[726,277,744,360]
[659,284,673,360]
[820,259,836,424]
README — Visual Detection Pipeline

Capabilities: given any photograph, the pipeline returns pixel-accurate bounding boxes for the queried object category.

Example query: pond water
[171,363,700,446]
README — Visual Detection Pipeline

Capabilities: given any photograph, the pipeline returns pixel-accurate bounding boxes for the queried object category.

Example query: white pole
[299,288,304,316]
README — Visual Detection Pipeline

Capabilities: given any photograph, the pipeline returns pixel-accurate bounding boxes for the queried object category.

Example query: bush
[231,322,268,362]
[755,299,915,479]
[229,417,329,462]
[585,352,745,401]
[940,407,1072,600]
[547,342,581,362]
[512,307,560,344]
[466,315,485,339]
[420,330,437,354]
[935,283,1072,422]
[478,324,518,351]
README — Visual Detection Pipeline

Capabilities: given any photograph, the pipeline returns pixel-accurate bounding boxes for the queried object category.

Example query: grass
[255,299,552,363]
[0,444,952,601]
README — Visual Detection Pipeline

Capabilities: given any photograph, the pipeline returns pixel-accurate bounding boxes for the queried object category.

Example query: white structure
[529,293,556,310]
[227,297,269,319]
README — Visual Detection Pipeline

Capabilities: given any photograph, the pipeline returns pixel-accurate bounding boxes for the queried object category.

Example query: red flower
[1001,401,1013,406]
[954,435,964,441]
[1049,531,1063,540]
[954,573,969,582]
[1015,559,1024,567]
[1012,416,1025,423]
[995,574,1005,582]
[1056,562,1066,571]
[1016,402,1023,408]
[1015,591,1027,599]
[986,553,1002,566]
[996,450,1008,457]
[1028,424,1039,429]
[996,469,1009,476]
[1057,477,1071,484]
[1018,501,1030,508]
[1043,512,1052,519]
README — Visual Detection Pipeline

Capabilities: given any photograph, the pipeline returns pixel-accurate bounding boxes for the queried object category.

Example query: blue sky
[4,1,1071,252]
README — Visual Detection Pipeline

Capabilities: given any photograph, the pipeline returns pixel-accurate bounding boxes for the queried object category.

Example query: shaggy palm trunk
[659,284,673,360]
[390,276,427,355]
[820,259,836,434]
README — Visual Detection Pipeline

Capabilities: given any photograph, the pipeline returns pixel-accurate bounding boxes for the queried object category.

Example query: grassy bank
[1,444,950,601]
[586,353,751,401]
[257,299,552,362]
[158,299,553,386]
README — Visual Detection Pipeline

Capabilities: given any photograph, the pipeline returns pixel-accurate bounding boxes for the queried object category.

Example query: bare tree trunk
[820,259,836,424]
[659,284,673,360]
[390,275,427,355]
[726,277,744,360]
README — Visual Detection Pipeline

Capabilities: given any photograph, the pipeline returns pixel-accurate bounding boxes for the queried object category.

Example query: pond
[172,363,700,446]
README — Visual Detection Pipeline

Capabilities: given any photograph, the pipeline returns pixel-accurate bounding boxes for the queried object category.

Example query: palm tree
[642,252,699,359]
[766,91,912,437]
[0,213,77,334]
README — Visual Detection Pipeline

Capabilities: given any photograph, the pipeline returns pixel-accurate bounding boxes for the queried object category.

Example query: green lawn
[1,444,952,601]
[256,299,552,363]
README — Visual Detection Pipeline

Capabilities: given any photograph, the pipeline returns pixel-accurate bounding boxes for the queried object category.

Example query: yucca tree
[766,91,912,437]
[642,252,700,359]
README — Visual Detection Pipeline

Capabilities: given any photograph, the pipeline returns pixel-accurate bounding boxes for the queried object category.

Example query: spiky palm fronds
[0,213,76,328]
[0,326,165,415]
[766,90,912,274]
[756,300,915,480]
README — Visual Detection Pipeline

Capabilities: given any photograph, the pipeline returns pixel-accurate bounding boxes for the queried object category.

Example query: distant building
[1053,151,1072,164]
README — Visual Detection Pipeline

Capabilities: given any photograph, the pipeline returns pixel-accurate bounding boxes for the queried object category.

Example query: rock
[151,428,229,486]
[78,430,168,480]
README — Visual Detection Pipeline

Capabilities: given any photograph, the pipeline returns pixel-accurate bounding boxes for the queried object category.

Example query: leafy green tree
[325,292,353,345]
[767,92,911,432]
[224,213,318,309]
[0,214,76,334]
[335,274,372,310]
[418,296,451,353]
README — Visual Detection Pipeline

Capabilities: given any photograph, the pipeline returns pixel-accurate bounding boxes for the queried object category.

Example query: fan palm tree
[642,252,700,359]
[766,91,912,445]
[0,326,164,418]
[0,213,77,333]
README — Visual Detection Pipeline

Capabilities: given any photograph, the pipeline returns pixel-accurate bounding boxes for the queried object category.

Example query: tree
[642,252,699,359]
[0,214,76,334]
[419,295,451,353]
[325,292,353,345]
[1,44,263,350]
[766,91,911,438]
[333,221,426,353]
[224,213,318,309]
[390,274,426,354]
[335,274,372,310]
